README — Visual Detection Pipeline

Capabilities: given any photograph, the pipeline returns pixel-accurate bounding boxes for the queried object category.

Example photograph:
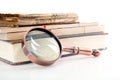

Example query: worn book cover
[0,13,78,27]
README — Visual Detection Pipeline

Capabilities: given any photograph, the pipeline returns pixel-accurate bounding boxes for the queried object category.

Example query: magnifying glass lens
[25,29,61,62]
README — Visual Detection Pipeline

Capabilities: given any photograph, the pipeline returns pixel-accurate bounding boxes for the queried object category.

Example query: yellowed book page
[19,13,78,19]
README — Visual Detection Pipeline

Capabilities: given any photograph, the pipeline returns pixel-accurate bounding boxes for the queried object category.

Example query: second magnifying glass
[23,28,100,66]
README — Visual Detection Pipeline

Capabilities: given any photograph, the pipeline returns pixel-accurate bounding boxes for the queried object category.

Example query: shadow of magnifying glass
[23,28,100,66]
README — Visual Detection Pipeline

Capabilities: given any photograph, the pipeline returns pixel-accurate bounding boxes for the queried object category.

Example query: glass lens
[25,29,60,61]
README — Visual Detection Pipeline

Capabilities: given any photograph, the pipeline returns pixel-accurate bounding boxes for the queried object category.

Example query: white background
[0,0,120,80]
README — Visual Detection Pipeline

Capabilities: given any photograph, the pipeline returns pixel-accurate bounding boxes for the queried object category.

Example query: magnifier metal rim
[23,28,62,66]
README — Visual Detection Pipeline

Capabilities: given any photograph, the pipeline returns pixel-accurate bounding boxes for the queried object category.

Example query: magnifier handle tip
[92,49,100,57]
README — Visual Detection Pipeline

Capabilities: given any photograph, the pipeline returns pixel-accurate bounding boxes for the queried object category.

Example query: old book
[0,13,77,19]
[19,13,78,19]
[0,22,99,33]
[18,18,78,26]
[0,34,107,65]
[0,25,104,40]
[0,18,77,27]
[0,13,78,27]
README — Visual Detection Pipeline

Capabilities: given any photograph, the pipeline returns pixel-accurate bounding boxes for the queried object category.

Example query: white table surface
[0,33,120,80]
[0,52,107,80]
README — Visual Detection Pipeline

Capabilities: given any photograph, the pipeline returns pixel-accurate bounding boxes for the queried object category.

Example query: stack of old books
[0,13,107,65]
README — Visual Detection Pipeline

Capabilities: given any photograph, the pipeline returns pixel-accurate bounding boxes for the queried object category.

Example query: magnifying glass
[23,28,100,66]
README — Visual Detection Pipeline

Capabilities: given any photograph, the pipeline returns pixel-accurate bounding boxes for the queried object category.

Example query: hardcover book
[0,22,101,40]
[0,34,107,65]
